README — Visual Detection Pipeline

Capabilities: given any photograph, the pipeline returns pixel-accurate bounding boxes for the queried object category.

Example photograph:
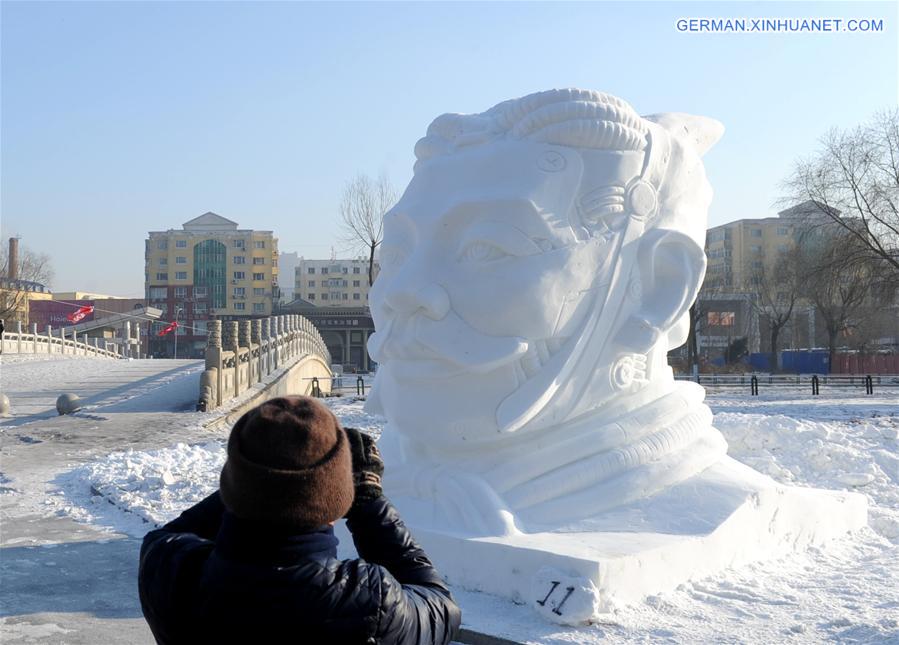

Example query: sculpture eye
[459,241,509,263]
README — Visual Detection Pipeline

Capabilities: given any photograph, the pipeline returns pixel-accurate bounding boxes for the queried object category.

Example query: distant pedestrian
[139,396,461,644]
[0,319,5,354]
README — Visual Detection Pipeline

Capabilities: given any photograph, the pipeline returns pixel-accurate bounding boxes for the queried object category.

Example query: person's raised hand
[344,427,384,507]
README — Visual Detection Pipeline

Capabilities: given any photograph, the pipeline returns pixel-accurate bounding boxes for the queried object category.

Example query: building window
[233,239,245,249]
[233,287,245,296]
[234,271,246,280]
[750,245,762,253]
[321,293,329,300]
[353,293,360,300]
[194,320,208,333]
[175,272,187,280]
[353,267,360,274]
[157,240,168,250]
[321,267,328,274]
[254,240,265,249]
[708,311,735,326]
[195,303,208,314]
[234,302,245,311]
[174,287,187,298]
[751,260,763,269]
[308,293,315,300]
[194,286,208,298]
[307,267,315,274]
[156,272,168,281]
[253,287,265,296]
[176,256,187,264]
[149,287,167,299]
[175,240,187,248]
[253,303,265,313]
[253,272,265,281]
[353,280,360,287]
[308,280,315,287]
[159,258,168,266]
[342,293,348,300]
[750,229,762,238]
[252,257,264,265]
[233,256,246,264]
[777,227,789,236]
[342,267,348,274]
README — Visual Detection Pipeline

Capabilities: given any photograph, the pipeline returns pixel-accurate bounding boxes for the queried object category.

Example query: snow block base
[386,457,867,621]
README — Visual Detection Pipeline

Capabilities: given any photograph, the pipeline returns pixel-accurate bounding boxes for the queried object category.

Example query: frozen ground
[1,357,897,643]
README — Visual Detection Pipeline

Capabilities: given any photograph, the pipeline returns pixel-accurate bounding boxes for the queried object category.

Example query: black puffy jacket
[138,492,461,644]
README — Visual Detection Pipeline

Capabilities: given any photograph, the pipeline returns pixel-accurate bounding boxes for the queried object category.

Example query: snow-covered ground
[43,382,899,644]
[0,356,204,417]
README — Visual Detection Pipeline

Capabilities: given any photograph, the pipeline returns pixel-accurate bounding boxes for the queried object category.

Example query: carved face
[368,139,645,451]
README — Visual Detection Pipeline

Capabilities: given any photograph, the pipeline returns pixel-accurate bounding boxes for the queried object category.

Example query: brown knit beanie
[219,396,354,529]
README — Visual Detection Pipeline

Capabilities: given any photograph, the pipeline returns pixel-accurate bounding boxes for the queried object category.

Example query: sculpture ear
[643,113,724,156]
[633,228,706,348]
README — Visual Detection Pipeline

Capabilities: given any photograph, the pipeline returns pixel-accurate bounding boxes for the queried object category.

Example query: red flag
[157,321,178,336]
[67,305,94,323]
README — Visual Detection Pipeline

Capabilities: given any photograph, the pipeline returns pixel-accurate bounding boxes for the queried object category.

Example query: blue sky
[2,1,896,296]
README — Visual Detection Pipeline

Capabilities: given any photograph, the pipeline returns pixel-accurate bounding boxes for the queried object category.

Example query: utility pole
[173,306,182,359]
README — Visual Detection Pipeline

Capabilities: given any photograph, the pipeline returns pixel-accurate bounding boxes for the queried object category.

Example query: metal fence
[675,372,898,395]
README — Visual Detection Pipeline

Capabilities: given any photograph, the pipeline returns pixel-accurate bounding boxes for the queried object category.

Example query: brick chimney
[8,237,18,280]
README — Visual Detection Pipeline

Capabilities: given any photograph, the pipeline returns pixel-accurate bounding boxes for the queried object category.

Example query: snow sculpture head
[368,89,723,453]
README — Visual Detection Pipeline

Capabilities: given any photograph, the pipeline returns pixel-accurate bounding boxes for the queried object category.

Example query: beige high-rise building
[145,212,279,357]
[294,257,379,307]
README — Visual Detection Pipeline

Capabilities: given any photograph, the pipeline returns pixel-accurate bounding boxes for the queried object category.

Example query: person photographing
[139,396,461,644]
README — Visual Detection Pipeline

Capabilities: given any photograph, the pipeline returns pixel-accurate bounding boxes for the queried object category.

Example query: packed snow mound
[716,412,899,541]
[48,391,898,643]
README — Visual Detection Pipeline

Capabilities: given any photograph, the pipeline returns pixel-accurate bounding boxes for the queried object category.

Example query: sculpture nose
[384,282,450,321]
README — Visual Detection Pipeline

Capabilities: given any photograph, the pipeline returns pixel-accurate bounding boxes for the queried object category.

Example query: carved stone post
[16,321,22,354]
[46,325,53,354]
[207,320,223,407]
[134,323,141,359]
[32,323,38,353]
[224,321,239,397]
[124,321,131,358]
[252,319,263,383]
[261,317,271,375]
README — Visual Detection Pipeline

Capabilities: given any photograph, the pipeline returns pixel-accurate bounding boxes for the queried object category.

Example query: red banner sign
[67,305,95,323]
[157,321,178,336]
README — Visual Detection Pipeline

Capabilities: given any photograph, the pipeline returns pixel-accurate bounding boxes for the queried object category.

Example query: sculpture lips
[369,310,528,376]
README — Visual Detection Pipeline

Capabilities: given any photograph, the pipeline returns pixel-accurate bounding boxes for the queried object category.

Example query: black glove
[344,427,385,507]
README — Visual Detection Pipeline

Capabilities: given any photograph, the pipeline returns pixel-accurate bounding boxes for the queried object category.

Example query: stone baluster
[16,321,23,354]
[46,325,53,353]
[224,321,239,397]
[262,317,272,375]
[134,323,141,359]
[207,320,223,407]
[251,319,262,383]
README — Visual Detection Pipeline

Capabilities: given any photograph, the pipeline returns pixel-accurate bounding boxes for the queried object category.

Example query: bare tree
[795,229,878,366]
[742,248,801,372]
[0,242,54,324]
[785,109,899,277]
[338,173,396,288]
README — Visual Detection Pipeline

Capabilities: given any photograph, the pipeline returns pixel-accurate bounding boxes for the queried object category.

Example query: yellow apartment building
[145,212,279,358]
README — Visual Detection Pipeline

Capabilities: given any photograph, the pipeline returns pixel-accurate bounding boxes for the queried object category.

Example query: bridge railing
[1,321,125,359]
[198,314,332,411]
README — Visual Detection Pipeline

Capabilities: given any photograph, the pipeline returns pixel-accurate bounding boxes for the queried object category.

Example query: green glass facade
[193,239,227,309]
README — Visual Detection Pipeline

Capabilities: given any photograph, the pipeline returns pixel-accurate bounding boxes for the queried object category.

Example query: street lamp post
[173,306,182,359]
